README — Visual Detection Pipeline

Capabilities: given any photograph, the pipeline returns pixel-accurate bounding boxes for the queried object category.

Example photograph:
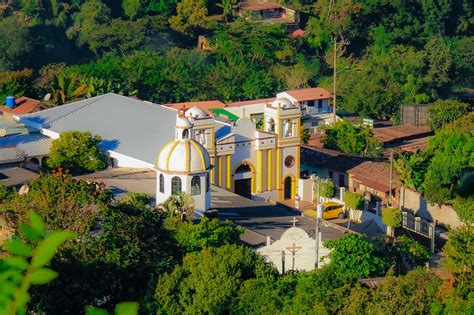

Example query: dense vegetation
[0,0,472,120]
[0,173,472,313]
[396,112,474,222]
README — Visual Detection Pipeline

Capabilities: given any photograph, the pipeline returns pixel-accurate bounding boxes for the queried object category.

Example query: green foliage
[0,211,75,314]
[169,0,208,36]
[155,244,277,314]
[158,192,194,221]
[3,173,111,233]
[0,16,32,71]
[49,73,90,105]
[122,0,143,20]
[428,99,470,130]
[300,127,310,145]
[316,178,335,199]
[86,302,139,315]
[0,69,33,105]
[382,207,402,228]
[423,113,474,205]
[395,151,431,192]
[47,130,107,173]
[453,194,474,223]
[340,268,442,314]
[0,182,10,201]
[324,233,390,278]
[31,204,178,313]
[167,217,244,252]
[321,119,381,156]
[344,191,364,210]
[396,235,431,266]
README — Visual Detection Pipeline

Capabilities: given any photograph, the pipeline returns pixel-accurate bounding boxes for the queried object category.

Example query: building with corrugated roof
[16,93,303,209]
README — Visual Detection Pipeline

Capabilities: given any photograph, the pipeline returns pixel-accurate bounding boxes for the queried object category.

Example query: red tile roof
[240,2,283,11]
[348,161,400,193]
[227,97,276,107]
[291,29,305,38]
[163,100,226,110]
[284,87,332,101]
[0,97,42,115]
[372,124,431,143]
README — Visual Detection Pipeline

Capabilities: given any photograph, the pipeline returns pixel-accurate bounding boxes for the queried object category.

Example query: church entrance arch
[233,163,254,199]
[284,176,293,200]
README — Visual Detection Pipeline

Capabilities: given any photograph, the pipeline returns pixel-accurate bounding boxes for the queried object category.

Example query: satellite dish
[19,184,29,195]
[44,93,51,101]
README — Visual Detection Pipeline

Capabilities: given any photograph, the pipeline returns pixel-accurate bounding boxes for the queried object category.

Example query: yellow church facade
[185,98,301,202]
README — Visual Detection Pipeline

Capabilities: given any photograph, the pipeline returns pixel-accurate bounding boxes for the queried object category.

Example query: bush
[47,130,107,173]
[382,207,402,227]
[316,178,335,199]
[344,192,364,210]
[0,182,10,201]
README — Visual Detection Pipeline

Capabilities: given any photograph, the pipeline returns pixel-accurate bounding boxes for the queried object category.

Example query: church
[16,87,332,213]
[156,97,301,212]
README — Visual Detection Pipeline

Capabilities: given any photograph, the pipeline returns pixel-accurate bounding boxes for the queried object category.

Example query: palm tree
[50,73,89,105]
[157,193,194,221]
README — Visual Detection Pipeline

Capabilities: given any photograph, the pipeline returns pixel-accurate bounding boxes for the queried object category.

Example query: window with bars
[191,176,201,195]
[171,176,182,195]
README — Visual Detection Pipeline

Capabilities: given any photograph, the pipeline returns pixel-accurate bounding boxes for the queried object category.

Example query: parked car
[322,202,345,220]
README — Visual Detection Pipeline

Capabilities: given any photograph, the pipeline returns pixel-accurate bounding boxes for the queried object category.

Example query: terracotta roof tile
[348,161,400,192]
[372,124,431,144]
[227,97,276,107]
[163,100,226,110]
[0,97,42,115]
[284,87,332,101]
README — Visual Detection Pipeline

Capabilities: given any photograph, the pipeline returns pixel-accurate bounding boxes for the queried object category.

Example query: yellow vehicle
[322,202,345,220]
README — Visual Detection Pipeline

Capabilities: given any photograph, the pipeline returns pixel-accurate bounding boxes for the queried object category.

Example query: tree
[31,203,178,313]
[0,211,76,314]
[395,151,431,192]
[315,178,335,201]
[0,16,32,71]
[2,172,111,234]
[169,0,208,36]
[167,217,244,252]
[382,207,402,228]
[428,99,470,130]
[49,73,90,105]
[300,127,310,145]
[122,0,143,20]
[344,192,364,210]
[324,233,390,278]
[423,113,474,205]
[66,0,111,53]
[154,244,277,314]
[158,192,194,221]
[321,119,381,156]
[47,131,108,173]
[0,69,33,105]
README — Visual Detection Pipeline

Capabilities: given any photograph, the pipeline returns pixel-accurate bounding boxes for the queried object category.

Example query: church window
[284,155,295,168]
[182,129,189,139]
[268,118,275,133]
[191,176,201,195]
[159,174,164,193]
[171,176,182,194]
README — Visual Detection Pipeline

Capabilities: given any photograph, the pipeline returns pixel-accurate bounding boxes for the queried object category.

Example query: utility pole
[315,177,322,269]
[389,151,393,207]
[333,37,337,124]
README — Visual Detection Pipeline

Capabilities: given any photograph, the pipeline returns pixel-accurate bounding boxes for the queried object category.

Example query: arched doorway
[234,164,252,199]
[284,176,292,200]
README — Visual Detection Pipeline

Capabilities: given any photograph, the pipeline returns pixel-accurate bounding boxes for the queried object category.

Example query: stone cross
[286,242,302,271]
[290,217,299,227]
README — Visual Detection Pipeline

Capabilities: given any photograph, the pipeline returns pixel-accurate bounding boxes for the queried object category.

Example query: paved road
[80,169,346,247]
[211,185,345,247]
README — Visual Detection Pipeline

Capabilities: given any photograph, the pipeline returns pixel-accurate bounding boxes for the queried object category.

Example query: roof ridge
[48,95,105,126]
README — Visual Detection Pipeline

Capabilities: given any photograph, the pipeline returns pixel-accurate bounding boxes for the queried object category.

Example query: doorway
[284,176,292,200]
[234,164,252,199]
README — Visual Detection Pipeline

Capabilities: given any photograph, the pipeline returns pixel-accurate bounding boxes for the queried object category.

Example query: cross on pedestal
[290,217,299,227]
[286,242,302,271]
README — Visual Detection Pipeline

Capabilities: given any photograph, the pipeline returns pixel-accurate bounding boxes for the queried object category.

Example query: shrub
[382,207,402,227]
[344,192,364,210]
